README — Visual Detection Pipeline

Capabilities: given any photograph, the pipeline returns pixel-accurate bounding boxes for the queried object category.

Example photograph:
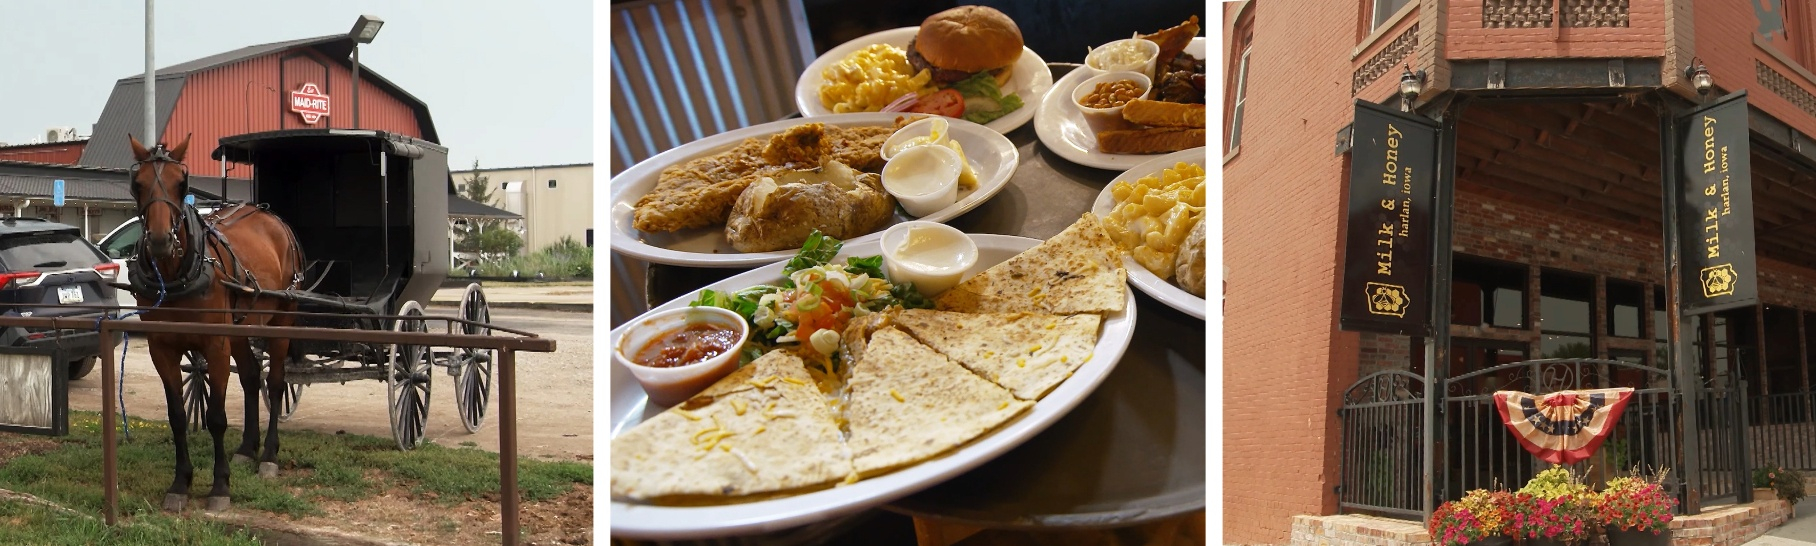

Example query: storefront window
[1607,279,1642,338]
[1763,306,1802,395]
[1452,255,1526,328]
[1540,269,1593,358]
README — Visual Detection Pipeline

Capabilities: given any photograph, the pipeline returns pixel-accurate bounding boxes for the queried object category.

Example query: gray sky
[0,1,592,170]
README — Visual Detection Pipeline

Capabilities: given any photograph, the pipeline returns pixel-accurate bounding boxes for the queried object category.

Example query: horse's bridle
[129,145,192,259]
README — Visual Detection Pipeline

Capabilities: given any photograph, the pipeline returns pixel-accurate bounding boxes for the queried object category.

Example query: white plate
[1035,37,1206,170]
[609,113,1019,267]
[1090,148,1208,320]
[608,234,1137,539]
[794,27,1054,135]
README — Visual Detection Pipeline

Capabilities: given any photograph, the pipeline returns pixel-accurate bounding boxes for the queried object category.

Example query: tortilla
[934,213,1127,315]
[891,309,1100,400]
[844,328,1033,477]
[610,351,852,502]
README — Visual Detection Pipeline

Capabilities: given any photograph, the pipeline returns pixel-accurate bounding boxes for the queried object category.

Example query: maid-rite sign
[290,82,331,125]
[1677,91,1757,315]
[1339,100,1439,336]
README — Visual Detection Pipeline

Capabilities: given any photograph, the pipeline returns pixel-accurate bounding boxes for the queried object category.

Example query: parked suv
[0,218,124,379]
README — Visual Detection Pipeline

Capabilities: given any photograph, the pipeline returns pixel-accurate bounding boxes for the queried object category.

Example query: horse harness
[128,147,305,322]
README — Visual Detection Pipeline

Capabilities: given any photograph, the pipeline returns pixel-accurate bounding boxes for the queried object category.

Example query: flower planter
[1604,527,1671,546]
[1755,487,1780,502]
[1468,537,1512,546]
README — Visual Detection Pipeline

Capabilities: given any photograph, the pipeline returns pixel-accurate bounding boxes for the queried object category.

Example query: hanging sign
[1339,100,1440,336]
[290,82,331,125]
[1677,91,1757,315]
[52,180,64,207]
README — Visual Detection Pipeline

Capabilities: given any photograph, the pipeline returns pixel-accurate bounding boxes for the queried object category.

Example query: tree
[455,160,524,259]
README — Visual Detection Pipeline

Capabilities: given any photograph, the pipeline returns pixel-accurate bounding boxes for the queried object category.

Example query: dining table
[608,63,1206,545]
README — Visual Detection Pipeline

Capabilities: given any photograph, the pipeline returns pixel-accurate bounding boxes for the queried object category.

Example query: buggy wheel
[454,284,495,433]
[181,350,208,433]
[387,301,431,451]
[255,348,302,422]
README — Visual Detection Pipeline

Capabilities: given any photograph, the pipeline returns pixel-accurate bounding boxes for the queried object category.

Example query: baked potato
[1174,217,1205,297]
[725,161,896,252]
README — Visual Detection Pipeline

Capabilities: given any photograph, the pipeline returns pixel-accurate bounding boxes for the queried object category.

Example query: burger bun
[914,6,1023,73]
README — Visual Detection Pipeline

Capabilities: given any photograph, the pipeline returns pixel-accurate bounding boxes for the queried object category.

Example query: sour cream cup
[880,221,978,297]
[882,145,963,217]
[881,117,953,161]
[1085,38,1160,79]
[614,306,750,407]
[1073,71,1152,134]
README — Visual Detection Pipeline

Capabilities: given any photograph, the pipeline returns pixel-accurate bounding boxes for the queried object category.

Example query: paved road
[68,307,594,461]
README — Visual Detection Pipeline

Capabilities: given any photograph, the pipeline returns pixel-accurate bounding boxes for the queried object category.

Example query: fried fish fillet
[1122,99,1206,128]
[725,161,897,252]
[1096,127,1206,155]
[631,124,893,233]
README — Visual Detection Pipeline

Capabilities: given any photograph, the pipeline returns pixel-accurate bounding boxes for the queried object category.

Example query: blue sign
[52,180,64,207]
[185,194,195,205]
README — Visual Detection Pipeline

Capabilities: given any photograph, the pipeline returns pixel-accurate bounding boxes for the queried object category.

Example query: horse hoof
[258,462,278,479]
[232,454,253,465]
[163,494,187,513]
[205,496,231,512]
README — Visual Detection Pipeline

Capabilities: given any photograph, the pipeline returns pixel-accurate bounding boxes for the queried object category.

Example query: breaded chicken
[631,124,892,233]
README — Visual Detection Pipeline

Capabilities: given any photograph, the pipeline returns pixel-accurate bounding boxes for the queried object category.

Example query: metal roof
[81,34,438,170]
[77,77,186,169]
[449,196,522,219]
[0,174,130,202]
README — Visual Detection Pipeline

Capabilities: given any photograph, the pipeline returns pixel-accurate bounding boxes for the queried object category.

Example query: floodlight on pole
[349,15,384,128]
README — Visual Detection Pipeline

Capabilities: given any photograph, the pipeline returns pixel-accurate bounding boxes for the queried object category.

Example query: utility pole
[144,0,157,145]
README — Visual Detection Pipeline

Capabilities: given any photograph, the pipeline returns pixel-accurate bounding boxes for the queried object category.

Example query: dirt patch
[278,484,592,545]
[0,438,60,465]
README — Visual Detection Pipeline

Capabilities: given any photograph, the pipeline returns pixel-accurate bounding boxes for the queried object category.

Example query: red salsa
[634,323,740,368]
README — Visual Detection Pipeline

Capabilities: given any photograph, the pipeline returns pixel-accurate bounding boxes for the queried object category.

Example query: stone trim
[1483,0,1555,28]
[1353,24,1420,95]
[1757,60,1816,119]
[1561,0,1630,28]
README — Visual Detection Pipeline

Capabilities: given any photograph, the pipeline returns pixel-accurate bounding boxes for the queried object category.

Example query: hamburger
[906,6,1023,87]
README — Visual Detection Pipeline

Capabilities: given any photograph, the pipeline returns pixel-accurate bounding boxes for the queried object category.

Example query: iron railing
[1694,378,1753,505]
[1336,371,1427,518]
[1441,359,1680,501]
[1747,391,1816,471]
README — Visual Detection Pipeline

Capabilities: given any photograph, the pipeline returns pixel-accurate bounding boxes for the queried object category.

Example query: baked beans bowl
[1071,71,1151,133]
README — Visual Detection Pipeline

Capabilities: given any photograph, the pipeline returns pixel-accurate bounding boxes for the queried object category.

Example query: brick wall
[1223,0,1361,541]
[1445,0,1667,59]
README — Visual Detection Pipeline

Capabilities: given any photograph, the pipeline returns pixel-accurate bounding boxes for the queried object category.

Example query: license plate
[57,285,82,304]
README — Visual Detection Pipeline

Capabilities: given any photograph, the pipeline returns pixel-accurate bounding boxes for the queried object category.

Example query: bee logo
[1366,282,1410,318]
[1701,264,1738,298]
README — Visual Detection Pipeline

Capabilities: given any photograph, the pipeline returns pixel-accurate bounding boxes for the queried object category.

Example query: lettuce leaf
[951,71,1023,125]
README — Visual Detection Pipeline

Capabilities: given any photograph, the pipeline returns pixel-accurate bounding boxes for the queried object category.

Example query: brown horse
[127,135,306,513]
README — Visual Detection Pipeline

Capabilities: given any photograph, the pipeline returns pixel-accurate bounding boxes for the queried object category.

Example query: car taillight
[95,263,120,281]
[0,271,41,289]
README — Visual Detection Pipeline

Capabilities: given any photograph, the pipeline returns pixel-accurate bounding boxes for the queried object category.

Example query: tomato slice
[906,89,965,118]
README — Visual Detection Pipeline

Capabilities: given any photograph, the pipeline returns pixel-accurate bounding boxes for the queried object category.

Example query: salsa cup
[614,306,751,407]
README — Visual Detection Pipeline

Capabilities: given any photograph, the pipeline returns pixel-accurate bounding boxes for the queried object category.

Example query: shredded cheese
[780,376,808,386]
[731,399,749,415]
[889,389,905,402]
[998,400,1010,410]
[1028,344,1042,354]
[1046,321,1058,330]
[1016,358,1027,368]
[1082,354,1093,363]
[983,350,995,358]
[750,376,778,388]
[674,409,702,421]
[1027,287,1043,297]
[754,425,767,435]
[727,447,759,473]
[1062,355,1070,363]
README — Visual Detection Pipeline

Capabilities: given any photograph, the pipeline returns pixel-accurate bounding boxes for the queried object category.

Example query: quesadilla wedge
[844,328,1033,477]
[891,309,1100,400]
[610,350,852,503]
[934,213,1127,315]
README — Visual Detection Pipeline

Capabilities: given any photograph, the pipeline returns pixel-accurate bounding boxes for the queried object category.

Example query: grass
[0,410,591,533]
[475,237,592,280]
[0,499,260,545]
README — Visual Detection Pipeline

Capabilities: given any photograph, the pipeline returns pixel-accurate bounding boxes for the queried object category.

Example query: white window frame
[1229,47,1251,152]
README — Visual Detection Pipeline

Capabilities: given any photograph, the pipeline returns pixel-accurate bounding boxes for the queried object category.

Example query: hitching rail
[0,309,555,546]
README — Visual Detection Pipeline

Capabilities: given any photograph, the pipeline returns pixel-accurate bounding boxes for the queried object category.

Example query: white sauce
[893,225,975,273]
[882,150,952,197]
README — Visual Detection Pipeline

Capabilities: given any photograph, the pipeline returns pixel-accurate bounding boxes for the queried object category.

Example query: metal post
[144,0,156,145]
[500,349,519,545]
[100,323,118,526]
[352,46,361,129]
[1423,97,1463,516]
[1660,97,1704,514]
